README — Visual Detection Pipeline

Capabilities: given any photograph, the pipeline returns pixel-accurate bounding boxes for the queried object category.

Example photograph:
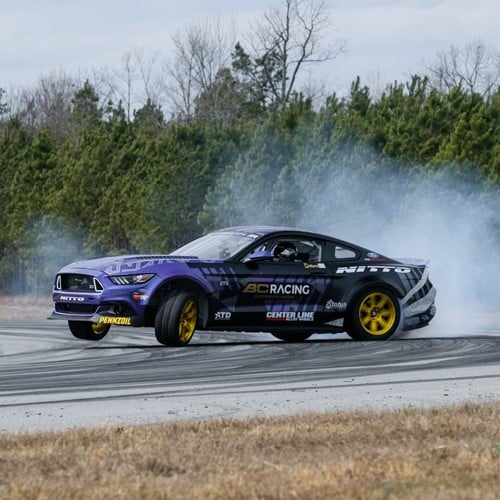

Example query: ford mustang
[49,226,436,345]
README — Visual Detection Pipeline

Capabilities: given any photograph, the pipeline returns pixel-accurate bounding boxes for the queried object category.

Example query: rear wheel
[346,288,400,341]
[271,332,311,342]
[68,321,110,341]
[155,290,198,346]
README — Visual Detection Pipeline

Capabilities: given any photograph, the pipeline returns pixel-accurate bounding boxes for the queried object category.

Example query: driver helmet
[273,242,297,261]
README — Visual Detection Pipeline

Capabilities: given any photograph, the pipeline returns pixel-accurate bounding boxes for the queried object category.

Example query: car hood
[60,254,203,275]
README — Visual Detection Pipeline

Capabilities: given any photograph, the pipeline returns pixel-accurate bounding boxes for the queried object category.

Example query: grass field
[1,402,499,499]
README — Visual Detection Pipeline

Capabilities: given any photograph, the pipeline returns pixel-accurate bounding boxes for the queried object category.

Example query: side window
[301,240,322,263]
[323,242,358,261]
[241,237,329,263]
[277,239,322,263]
[335,245,357,259]
[244,238,323,263]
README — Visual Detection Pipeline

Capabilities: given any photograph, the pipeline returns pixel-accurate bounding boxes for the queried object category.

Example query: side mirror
[243,250,273,263]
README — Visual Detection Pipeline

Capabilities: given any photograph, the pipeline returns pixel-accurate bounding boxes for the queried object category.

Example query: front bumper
[48,306,144,327]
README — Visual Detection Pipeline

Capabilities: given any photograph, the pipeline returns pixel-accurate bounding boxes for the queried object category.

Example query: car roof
[218,226,372,254]
[218,225,316,236]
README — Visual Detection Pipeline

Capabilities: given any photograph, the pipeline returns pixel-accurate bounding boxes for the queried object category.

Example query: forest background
[0,0,499,297]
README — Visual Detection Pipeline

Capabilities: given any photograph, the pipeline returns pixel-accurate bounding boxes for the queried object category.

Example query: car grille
[55,303,99,314]
[55,274,104,293]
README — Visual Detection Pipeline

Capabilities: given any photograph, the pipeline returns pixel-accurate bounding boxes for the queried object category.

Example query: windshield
[170,231,259,260]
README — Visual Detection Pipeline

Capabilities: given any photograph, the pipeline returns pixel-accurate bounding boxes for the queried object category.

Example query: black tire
[346,288,401,341]
[155,290,199,346]
[68,320,110,341]
[271,332,312,342]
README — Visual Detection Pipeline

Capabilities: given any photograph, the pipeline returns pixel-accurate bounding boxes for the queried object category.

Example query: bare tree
[8,71,78,136]
[96,48,162,120]
[234,0,345,111]
[0,88,8,117]
[160,19,236,120]
[424,39,500,97]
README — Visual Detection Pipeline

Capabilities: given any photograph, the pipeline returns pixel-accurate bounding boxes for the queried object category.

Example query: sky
[1,0,500,96]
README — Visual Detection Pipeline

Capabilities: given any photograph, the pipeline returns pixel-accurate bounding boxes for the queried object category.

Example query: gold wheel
[68,321,110,341]
[178,299,197,343]
[155,291,200,346]
[91,322,110,335]
[358,292,397,336]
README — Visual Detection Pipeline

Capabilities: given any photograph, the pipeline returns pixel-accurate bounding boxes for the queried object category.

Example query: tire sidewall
[155,290,199,346]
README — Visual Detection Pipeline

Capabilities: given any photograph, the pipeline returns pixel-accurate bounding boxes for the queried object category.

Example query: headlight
[109,274,155,285]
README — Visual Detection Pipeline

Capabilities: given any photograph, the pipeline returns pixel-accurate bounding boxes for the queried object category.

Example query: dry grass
[0,296,52,321]
[1,403,499,499]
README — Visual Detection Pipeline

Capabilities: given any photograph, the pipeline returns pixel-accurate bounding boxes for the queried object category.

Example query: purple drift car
[50,226,436,345]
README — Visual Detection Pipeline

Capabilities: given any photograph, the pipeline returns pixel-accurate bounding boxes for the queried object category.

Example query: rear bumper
[402,287,437,331]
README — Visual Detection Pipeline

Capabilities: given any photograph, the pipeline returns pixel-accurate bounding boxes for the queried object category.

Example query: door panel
[230,261,331,326]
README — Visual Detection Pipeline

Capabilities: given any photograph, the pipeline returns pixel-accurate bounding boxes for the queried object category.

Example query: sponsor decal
[266,311,314,322]
[243,283,311,296]
[367,252,380,258]
[98,316,132,326]
[105,259,170,275]
[336,265,411,274]
[215,311,231,320]
[59,296,85,302]
[304,263,326,269]
[325,299,347,311]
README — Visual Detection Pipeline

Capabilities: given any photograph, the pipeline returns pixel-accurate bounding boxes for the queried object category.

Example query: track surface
[1,320,499,434]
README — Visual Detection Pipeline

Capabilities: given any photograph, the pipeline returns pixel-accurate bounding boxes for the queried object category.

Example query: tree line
[1,73,498,294]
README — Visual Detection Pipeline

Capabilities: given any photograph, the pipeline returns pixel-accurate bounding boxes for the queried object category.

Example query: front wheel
[68,320,110,341]
[271,332,312,342]
[346,288,400,341]
[155,290,199,346]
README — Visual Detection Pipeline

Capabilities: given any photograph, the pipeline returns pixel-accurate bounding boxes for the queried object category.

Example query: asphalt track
[1,318,499,434]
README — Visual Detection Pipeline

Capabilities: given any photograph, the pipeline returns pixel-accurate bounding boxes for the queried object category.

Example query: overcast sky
[1,0,500,95]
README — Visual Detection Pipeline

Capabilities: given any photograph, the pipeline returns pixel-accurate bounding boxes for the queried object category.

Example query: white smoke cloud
[26,216,86,295]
